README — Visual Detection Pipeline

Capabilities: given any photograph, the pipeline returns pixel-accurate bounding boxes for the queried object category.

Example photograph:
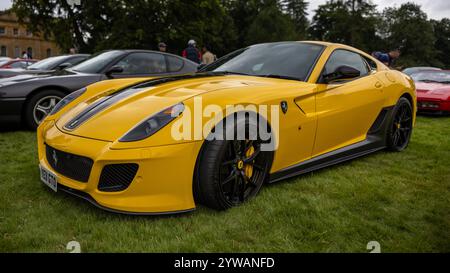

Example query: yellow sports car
[37,41,416,214]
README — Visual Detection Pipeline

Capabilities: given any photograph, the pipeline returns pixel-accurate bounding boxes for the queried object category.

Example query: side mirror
[323,65,360,83]
[105,65,124,78]
[57,62,72,70]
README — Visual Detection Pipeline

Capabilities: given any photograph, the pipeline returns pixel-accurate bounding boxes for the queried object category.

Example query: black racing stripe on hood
[63,72,230,130]
[131,72,235,89]
[64,87,143,130]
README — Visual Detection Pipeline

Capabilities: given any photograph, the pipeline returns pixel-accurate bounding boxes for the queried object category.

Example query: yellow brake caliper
[244,144,255,179]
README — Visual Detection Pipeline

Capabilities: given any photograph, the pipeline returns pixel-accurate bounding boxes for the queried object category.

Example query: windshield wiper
[419,80,441,83]
[258,74,302,81]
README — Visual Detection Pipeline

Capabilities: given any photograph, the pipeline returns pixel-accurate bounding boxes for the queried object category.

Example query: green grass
[0,116,449,253]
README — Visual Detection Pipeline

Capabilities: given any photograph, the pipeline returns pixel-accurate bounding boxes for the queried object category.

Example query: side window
[167,55,184,72]
[324,50,369,78]
[115,52,167,74]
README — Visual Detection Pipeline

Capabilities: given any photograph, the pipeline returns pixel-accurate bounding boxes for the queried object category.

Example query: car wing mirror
[323,65,360,83]
[105,65,124,78]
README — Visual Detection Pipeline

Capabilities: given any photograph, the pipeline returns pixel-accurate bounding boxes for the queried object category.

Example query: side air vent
[368,108,389,134]
[98,164,139,192]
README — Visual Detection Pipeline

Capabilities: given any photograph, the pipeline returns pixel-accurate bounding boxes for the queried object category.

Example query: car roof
[251,41,371,54]
[413,69,450,73]
[97,49,171,57]
[405,67,441,70]
[250,41,379,65]
[55,54,90,58]
[7,59,38,62]
[108,49,178,56]
[98,49,197,65]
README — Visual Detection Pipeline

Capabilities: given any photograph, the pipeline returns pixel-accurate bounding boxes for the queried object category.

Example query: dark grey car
[0,54,90,79]
[0,50,198,129]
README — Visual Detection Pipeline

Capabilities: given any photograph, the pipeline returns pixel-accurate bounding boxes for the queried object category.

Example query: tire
[24,90,65,130]
[194,115,273,211]
[386,97,413,152]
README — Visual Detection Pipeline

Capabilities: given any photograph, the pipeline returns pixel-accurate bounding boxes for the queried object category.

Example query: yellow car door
[313,49,386,157]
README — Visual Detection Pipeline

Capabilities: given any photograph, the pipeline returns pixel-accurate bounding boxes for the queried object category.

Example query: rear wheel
[386,97,413,152]
[24,90,65,130]
[195,118,273,210]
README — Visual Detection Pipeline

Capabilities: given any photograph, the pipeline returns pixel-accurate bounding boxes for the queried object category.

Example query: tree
[12,0,238,56]
[93,1,168,51]
[381,3,438,67]
[245,2,297,44]
[226,0,269,47]
[280,0,309,39]
[431,18,450,68]
[12,0,118,53]
[163,0,238,56]
[308,0,381,52]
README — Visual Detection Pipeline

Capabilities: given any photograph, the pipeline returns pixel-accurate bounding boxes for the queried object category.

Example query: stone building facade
[0,10,61,59]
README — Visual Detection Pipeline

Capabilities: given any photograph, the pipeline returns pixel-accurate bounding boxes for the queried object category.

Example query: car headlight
[50,87,87,115]
[120,103,185,142]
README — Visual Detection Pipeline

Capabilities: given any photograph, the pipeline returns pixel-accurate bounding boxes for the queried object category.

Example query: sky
[0,0,449,20]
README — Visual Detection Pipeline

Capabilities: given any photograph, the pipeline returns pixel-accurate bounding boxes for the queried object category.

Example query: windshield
[201,42,324,81]
[70,51,123,74]
[412,71,450,84]
[27,56,69,70]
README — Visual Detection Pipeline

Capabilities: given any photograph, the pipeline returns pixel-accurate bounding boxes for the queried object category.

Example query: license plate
[39,165,58,192]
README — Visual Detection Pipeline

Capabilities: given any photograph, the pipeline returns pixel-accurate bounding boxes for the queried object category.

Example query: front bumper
[417,98,450,113]
[37,120,202,214]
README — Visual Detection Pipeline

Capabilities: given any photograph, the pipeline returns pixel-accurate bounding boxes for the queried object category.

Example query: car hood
[415,82,450,100]
[55,75,290,142]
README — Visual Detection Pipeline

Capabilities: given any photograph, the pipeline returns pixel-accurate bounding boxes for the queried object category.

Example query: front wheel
[195,119,273,211]
[386,97,413,152]
[24,90,65,130]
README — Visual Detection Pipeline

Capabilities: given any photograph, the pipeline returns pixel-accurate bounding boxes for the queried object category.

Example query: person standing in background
[202,45,216,65]
[182,40,201,64]
[22,51,29,59]
[372,49,401,68]
[158,42,167,52]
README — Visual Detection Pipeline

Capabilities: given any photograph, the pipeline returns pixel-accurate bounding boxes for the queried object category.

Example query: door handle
[375,82,383,89]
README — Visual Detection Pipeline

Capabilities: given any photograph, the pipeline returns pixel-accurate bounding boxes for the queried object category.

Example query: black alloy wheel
[387,97,413,152]
[195,117,273,210]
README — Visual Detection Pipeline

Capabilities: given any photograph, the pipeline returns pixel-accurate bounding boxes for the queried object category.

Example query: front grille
[98,164,139,192]
[45,144,94,183]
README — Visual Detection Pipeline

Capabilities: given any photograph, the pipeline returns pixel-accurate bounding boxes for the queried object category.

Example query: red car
[0,58,38,69]
[411,70,450,114]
